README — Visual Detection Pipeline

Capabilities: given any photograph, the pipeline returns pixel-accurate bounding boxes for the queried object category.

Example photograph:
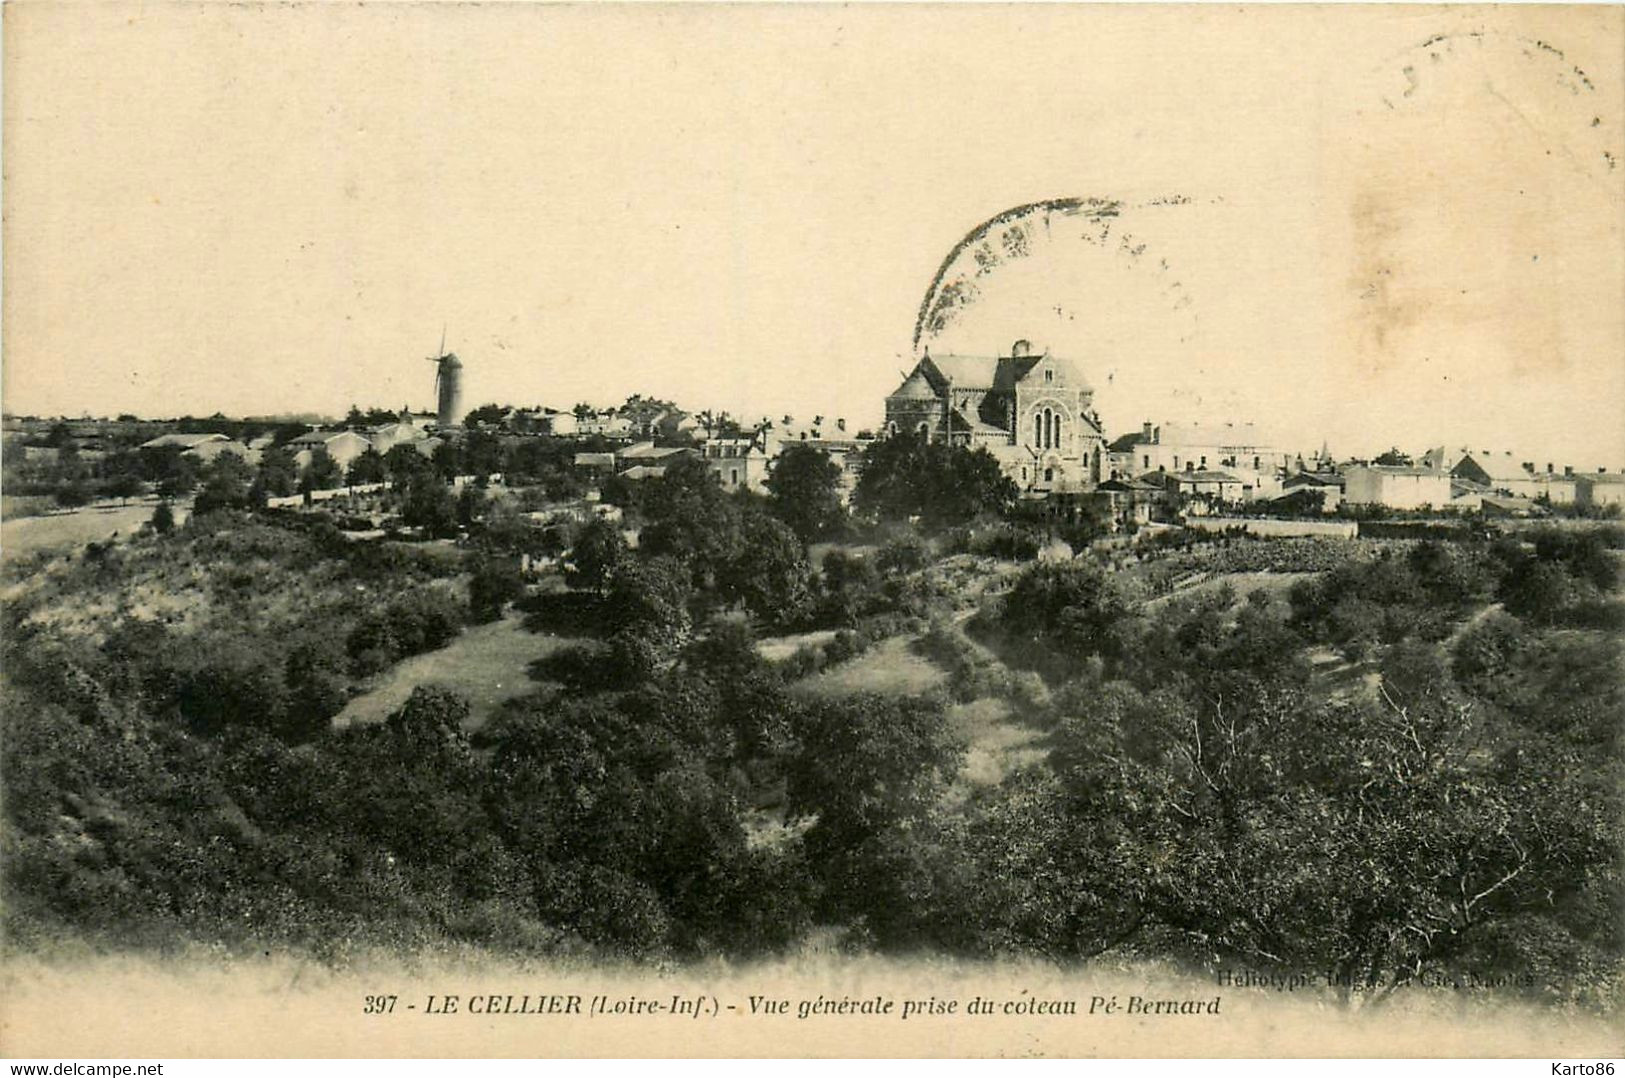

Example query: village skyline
[4,5,1622,469]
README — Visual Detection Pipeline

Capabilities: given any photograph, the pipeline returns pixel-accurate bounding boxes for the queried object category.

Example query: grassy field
[789,635,948,699]
[948,696,1047,788]
[1,502,187,560]
[755,628,839,662]
[790,630,1051,792]
[332,610,578,732]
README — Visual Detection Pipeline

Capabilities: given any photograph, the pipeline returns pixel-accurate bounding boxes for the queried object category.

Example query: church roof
[947,409,1007,436]
[926,353,1004,390]
[889,367,940,401]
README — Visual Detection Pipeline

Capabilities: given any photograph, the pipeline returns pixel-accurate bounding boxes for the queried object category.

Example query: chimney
[782,415,793,427]
[1185,460,1194,473]
[1142,421,1154,442]
[836,417,847,432]
[1564,465,1574,477]
[1546,463,1554,474]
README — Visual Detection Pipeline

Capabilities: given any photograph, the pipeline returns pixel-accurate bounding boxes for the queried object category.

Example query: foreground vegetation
[2,439,1620,1013]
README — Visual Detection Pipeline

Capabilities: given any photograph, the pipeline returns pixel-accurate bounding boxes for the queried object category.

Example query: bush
[469,557,525,623]
[876,535,931,576]
[346,586,465,676]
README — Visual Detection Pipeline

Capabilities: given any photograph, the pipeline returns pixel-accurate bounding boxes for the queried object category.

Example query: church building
[883,339,1106,494]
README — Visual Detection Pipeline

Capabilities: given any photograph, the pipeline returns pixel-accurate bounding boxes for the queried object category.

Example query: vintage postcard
[2,1,1622,1060]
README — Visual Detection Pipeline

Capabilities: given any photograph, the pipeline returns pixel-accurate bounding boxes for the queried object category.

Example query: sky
[4,3,1622,466]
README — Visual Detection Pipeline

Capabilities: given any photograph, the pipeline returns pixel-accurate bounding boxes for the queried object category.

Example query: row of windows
[1141,453,1265,470]
[1033,407,1064,450]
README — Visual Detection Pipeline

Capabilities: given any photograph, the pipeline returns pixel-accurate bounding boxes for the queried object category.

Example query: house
[703,437,771,493]
[616,442,694,469]
[647,410,701,441]
[576,411,633,438]
[139,432,256,465]
[1451,451,1541,499]
[538,411,579,437]
[1108,420,1289,492]
[573,451,617,472]
[884,339,1106,494]
[140,432,230,452]
[1575,473,1625,510]
[1095,476,1163,528]
[368,421,427,455]
[1452,451,1584,504]
[1161,467,1249,513]
[763,417,870,501]
[1343,464,1451,510]
[288,430,373,472]
[1281,470,1345,513]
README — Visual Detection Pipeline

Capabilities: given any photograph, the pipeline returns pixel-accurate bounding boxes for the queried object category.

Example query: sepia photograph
[1,1,1622,1062]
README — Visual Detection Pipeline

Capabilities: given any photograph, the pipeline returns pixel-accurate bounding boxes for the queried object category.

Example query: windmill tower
[426,328,464,428]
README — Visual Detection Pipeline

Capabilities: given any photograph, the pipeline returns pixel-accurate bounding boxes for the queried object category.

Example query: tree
[765,442,846,542]
[256,445,300,497]
[142,446,199,497]
[399,475,459,538]
[999,560,1138,664]
[456,485,486,527]
[605,555,694,652]
[192,471,249,515]
[469,556,525,622]
[432,440,466,479]
[107,471,145,506]
[463,431,505,476]
[639,457,746,588]
[785,692,964,874]
[151,500,175,534]
[53,483,91,510]
[383,443,434,484]
[347,447,388,486]
[566,517,629,595]
[464,403,511,430]
[854,432,1017,527]
[718,512,813,627]
[302,449,344,492]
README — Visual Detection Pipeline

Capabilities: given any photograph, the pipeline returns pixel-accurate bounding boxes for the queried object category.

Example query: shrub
[469,557,525,623]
